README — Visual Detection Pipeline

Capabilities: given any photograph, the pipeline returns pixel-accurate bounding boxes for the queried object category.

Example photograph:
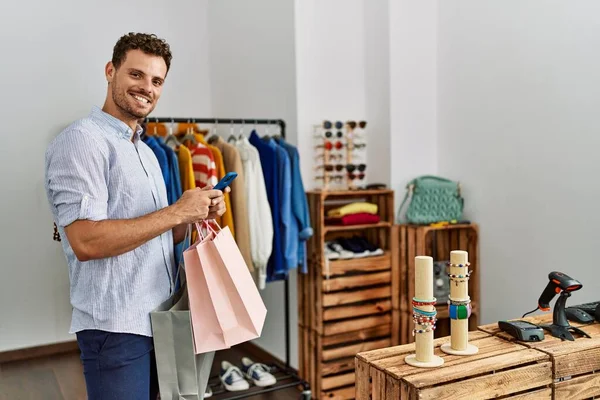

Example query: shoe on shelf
[337,237,370,258]
[352,236,384,256]
[220,361,250,392]
[241,357,277,387]
[326,241,354,259]
[324,241,340,260]
[204,385,213,398]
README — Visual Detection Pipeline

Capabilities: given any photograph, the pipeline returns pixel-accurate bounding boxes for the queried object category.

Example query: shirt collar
[89,106,143,140]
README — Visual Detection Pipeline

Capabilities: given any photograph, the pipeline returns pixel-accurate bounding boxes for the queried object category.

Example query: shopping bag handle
[194,219,222,240]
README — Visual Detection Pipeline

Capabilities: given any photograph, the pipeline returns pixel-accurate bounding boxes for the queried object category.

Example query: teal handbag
[397,175,464,224]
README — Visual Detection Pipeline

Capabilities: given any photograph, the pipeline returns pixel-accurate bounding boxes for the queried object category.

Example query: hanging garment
[158,140,183,205]
[143,136,170,192]
[190,142,218,188]
[194,132,235,238]
[176,145,196,192]
[272,140,296,279]
[276,138,313,274]
[208,136,253,272]
[235,136,273,289]
[249,130,284,283]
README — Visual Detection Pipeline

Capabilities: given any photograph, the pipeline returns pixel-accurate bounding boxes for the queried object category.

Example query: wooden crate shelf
[300,190,399,399]
[355,331,553,400]
[399,223,480,343]
[479,314,600,399]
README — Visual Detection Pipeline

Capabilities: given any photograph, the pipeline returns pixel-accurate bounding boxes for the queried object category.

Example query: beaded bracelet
[447,270,472,279]
[448,297,471,306]
[447,261,470,268]
[412,307,437,317]
[412,326,436,336]
[412,297,437,307]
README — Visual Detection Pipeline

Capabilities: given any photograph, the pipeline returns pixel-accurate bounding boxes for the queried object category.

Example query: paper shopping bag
[185,221,267,354]
[150,273,215,400]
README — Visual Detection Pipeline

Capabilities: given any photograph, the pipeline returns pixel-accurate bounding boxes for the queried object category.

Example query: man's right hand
[173,188,224,224]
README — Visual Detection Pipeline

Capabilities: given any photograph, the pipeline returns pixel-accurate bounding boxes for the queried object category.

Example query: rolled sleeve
[45,128,109,227]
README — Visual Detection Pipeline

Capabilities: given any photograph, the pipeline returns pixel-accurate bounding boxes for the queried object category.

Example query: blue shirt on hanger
[143,136,170,197]
[273,139,296,279]
[249,130,284,281]
[276,138,313,274]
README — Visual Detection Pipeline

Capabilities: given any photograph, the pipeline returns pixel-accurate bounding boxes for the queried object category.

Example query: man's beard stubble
[111,78,153,120]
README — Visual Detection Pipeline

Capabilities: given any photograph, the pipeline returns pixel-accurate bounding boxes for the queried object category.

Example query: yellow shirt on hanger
[176,145,196,192]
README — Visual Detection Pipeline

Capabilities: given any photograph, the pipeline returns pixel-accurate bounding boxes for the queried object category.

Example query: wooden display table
[355,331,552,399]
[479,313,600,400]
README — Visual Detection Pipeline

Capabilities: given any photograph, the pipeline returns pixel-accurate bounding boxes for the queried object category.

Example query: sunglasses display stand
[313,120,367,191]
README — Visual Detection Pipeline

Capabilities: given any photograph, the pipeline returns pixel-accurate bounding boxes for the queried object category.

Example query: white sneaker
[327,242,354,259]
[204,385,213,398]
[324,242,340,260]
[241,357,277,387]
[220,361,250,392]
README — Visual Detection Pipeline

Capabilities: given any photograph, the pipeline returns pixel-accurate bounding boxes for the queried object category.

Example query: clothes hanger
[164,118,181,148]
[206,119,218,143]
[181,119,198,145]
[227,120,237,143]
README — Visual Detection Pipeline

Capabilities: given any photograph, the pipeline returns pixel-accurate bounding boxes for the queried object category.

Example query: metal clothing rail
[144,116,311,400]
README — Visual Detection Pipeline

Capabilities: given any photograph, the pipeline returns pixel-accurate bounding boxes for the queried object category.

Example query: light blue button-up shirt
[45,106,174,337]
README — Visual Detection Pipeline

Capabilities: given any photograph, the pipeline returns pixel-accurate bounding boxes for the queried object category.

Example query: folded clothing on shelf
[325,236,384,260]
[327,201,378,217]
[326,212,381,226]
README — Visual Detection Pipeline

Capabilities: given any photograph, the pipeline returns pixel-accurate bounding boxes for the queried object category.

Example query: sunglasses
[324,130,344,139]
[315,153,344,161]
[316,140,344,151]
[315,174,345,183]
[347,121,367,130]
[348,172,365,180]
[323,120,344,130]
[346,163,366,173]
[317,164,345,172]
[349,142,367,149]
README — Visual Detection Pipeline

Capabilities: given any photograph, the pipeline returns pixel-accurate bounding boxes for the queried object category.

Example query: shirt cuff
[299,226,313,240]
[56,195,108,227]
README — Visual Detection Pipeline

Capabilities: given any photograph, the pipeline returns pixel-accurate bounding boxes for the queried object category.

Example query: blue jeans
[76,330,159,400]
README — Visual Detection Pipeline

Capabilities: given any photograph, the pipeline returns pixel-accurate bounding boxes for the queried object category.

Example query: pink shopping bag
[184,221,267,354]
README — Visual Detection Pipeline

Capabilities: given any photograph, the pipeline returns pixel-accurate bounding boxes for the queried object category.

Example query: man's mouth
[130,93,151,105]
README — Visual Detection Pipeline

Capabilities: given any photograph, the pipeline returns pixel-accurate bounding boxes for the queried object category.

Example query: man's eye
[131,73,140,78]
[153,80,162,86]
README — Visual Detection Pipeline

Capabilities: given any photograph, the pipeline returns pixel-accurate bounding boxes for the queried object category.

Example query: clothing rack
[144,116,311,400]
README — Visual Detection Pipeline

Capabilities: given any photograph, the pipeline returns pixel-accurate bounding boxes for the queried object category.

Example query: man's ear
[105,61,115,83]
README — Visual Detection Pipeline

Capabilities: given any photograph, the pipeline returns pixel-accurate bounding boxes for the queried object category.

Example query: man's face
[106,49,167,120]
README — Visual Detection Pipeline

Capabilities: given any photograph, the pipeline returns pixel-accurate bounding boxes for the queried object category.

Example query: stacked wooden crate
[355,331,553,399]
[299,189,400,399]
[479,313,600,399]
[399,223,480,342]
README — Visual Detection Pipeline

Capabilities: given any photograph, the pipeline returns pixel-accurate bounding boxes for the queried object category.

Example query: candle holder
[405,256,444,368]
[440,250,479,356]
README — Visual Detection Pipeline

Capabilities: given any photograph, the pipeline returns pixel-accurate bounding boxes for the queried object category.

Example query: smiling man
[45,33,228,399]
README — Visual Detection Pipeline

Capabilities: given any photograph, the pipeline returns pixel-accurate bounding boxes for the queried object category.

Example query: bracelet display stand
[441,250,478,355]
[405,256,444,367]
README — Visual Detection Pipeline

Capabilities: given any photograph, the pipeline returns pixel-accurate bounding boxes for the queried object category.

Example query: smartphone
[214,172,238,191]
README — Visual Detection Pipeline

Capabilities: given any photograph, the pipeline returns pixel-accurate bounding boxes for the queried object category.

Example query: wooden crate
[299,190,400,399]
[399,223,480,343]
[479,314,600,399]
[355,330,553,400]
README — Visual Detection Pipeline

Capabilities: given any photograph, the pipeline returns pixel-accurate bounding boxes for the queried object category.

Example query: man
[44,33,228,399]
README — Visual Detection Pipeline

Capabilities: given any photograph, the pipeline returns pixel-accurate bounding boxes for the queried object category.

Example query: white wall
[389,0,438,209]
[0,0,211,352]
[437,0,600,324]
[295,0,368,188]
[207,0,299,366]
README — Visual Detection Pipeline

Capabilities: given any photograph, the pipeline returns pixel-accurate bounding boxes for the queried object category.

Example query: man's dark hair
[112,32,172,72]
